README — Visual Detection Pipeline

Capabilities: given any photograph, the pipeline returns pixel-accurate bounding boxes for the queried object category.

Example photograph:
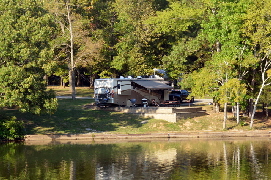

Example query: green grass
[2,99,151,135]
[48,86,94,97]
[2,96,270,135]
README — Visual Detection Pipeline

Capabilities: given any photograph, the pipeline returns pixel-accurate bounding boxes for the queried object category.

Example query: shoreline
[24,130,271,144]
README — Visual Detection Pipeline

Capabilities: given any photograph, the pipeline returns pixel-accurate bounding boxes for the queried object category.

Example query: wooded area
[0,0,271,129]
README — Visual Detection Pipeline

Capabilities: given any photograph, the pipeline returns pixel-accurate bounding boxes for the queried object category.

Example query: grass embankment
[2,86,271,135]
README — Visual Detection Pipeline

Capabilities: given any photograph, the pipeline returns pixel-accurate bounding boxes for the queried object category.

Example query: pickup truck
[169,90,194,103]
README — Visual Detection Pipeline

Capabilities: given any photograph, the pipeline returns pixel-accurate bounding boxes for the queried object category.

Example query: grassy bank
[2,98,270,135]
[1,86,270,135]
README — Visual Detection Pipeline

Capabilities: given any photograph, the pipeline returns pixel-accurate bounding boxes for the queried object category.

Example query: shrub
[0,114,25,141]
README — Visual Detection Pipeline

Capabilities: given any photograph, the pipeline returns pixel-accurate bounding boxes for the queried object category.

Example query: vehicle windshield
[97,94,107,99]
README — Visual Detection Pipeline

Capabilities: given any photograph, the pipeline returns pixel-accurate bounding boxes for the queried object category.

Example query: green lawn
[1,87,269,135]
[2,99,152,135]
[47,86,94,97]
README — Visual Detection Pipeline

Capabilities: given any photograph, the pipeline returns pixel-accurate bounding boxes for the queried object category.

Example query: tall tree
[181,0,252,129]
[84,0,114,81]
[145,0,205,79]
[0,0,58,114]
[201,0,252,128]
[242,0,271,128]
[45,0,93,99]
[111,0,160,76]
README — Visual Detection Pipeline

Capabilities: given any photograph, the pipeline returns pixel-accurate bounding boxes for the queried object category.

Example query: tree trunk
[90,75,94,88]
[76,69,81,87]
[236,102,240,124]
[265,103,269,118]
[249,98,253,117]
[69,70,76,99]
[250,83,264,129]
[90,73,96,88]
[67,3,76,100]
[232,105,236,118]
[61,77,66,88]
[223,102,227,129]
[216,103,220,113]
[44,75,48,85]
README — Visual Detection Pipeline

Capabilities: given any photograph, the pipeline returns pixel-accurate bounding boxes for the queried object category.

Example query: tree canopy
[2,0,271,128]
[0,0,58,114]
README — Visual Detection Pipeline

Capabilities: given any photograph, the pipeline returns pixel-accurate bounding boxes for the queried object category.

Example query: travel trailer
[94,76,173,107]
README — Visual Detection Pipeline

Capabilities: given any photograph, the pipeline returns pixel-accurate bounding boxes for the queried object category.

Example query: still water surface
[1,139,271,180]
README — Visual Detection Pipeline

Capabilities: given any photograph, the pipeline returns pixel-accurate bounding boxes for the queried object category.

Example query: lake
[1,138,271,179]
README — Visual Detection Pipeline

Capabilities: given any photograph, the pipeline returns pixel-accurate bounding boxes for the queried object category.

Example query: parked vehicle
[169,90,194,102]
[94,76,173,107]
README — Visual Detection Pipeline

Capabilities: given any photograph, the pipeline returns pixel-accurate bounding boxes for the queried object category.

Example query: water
[1,138,271,180]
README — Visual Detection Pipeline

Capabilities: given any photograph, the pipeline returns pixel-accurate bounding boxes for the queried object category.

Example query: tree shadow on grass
[251,112,271,130]
[13,109,148,135]
[1,99,150,135]
[226,112,271,130]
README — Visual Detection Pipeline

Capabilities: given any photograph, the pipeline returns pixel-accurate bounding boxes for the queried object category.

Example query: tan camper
[94,76,173,107]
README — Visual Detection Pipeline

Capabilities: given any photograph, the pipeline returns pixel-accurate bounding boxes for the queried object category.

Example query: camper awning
[133,80,172,90]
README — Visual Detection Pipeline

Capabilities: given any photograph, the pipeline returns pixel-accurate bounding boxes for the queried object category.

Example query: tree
[71,0,119,82]
[0,114,25,141]
[145,1,205,79]
[242,0,271,128]
[259,86,271,118]
[111,0,162,76]
[0,0,58,114]
[45,0,94,98]
[218,79,247,127]
[198,0,253,128]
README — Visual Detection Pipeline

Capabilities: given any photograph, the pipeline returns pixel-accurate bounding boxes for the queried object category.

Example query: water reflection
[1,139,271,179]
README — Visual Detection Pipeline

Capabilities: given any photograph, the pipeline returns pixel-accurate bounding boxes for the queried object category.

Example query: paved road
[56,96,93,99]
[194,99,213,103]
[56,96,212,105]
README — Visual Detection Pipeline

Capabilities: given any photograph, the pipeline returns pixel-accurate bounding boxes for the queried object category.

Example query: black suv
[169,90,194,102]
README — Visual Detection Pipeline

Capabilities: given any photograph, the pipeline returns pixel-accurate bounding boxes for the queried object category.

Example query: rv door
[117,81,131,95]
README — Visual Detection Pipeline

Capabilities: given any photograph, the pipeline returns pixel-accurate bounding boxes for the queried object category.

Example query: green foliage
[110,0,167,76]
[99,70,113,78]
[0,0,56,66]
[0,65,58,114]
[218,78,247,104]
[243,0,271,52]
[181,67,219,99]
[163,38,200,79]
[0,114,25,141]
[146,1,204,35]
[145,1,205,79]
[3,0,270,113]
[0,0,58,114]
[259,86,271,105]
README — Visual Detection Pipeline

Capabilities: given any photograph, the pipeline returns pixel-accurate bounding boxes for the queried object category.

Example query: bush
[0,114,25,141]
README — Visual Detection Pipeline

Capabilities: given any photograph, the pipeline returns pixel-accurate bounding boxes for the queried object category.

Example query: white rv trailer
[94,76,173,107]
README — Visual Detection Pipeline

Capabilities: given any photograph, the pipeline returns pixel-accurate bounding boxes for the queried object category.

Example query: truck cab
[169,90,193,102]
